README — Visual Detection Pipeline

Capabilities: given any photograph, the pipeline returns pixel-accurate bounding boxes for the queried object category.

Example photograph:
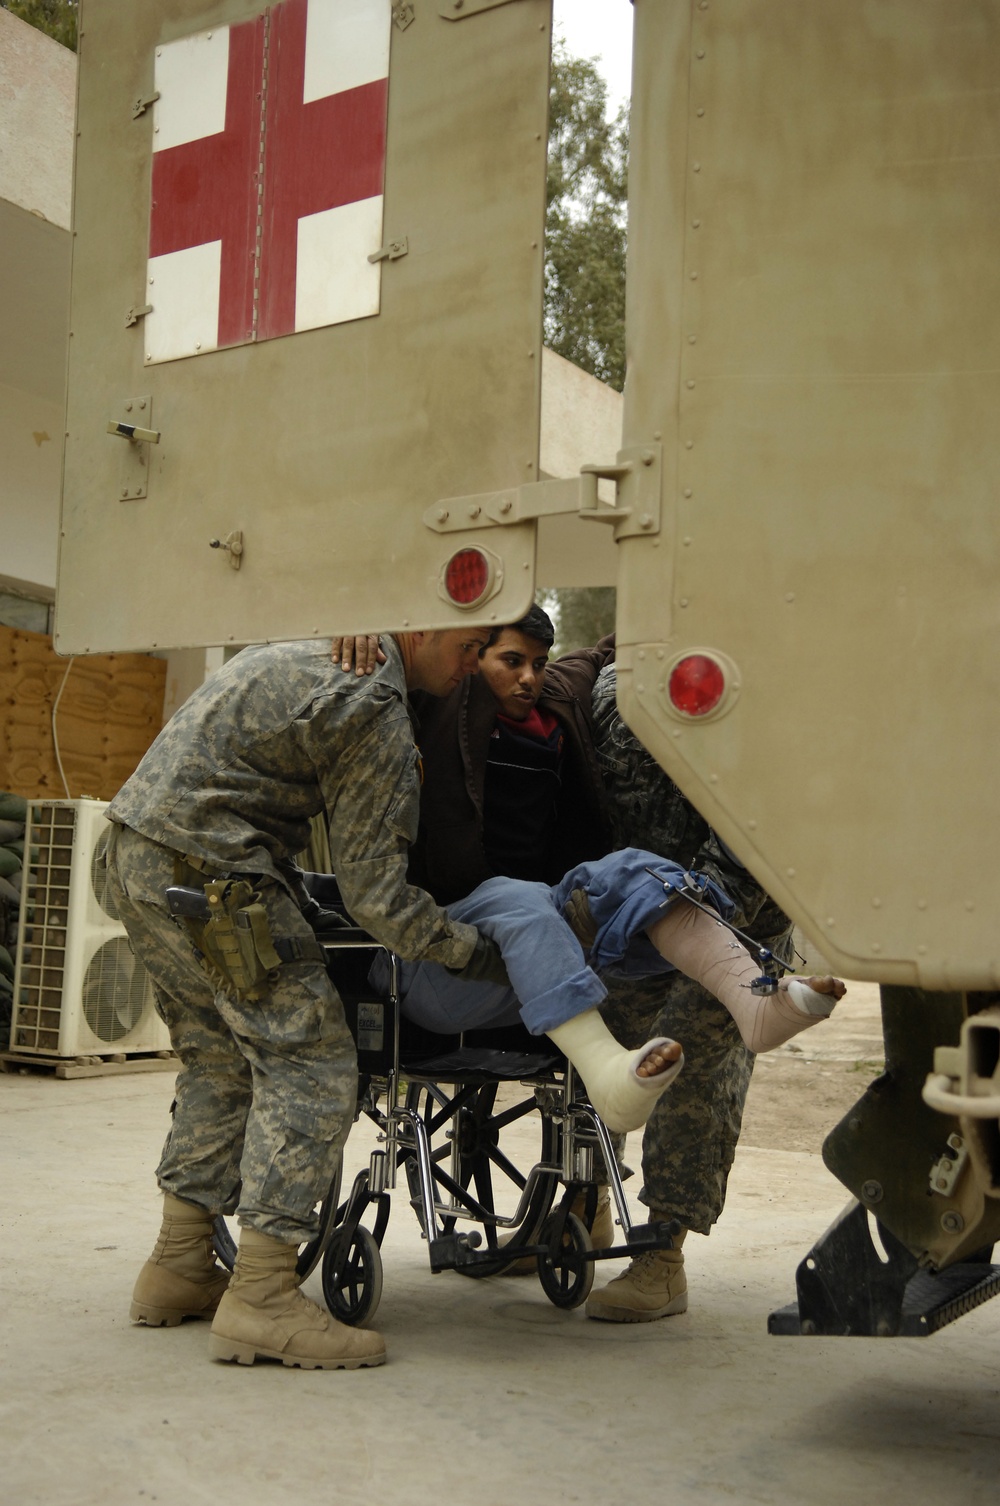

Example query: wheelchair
[214,921,680,1324]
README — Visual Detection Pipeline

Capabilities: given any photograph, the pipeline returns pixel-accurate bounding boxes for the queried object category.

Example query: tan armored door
[57,0,551,653]
[613,0,1000,991]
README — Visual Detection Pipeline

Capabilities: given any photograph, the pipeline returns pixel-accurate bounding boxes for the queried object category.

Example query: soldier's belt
[166,879,324,999]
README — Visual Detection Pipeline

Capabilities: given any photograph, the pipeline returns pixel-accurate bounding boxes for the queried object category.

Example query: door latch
[107,397,158,500]
[209,531,244,571]
[106,419,160,444]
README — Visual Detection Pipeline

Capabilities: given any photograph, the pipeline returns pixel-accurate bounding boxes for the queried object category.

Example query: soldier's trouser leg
[106,825,357,1244]
[600,970,753,1234]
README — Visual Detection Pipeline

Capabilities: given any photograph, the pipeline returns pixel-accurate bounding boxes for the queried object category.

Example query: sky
[551,0,635,114]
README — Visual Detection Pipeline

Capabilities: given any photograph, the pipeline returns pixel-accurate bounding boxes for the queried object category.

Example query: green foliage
[545,41,628,393]
[540,585,617,659]
[1,0,77,49]
[542,45,626,655]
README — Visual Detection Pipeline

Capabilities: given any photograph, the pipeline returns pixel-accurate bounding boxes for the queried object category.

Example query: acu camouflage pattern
[104,638,479,1242]
[592,666,793,1234]
[108,636,476,968]
[106,824,357,1242]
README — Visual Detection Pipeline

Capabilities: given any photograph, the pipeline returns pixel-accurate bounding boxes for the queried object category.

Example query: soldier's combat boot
[586,1227,688,1323]
[130,1193,231,1326]
[548,1009,684,1133]
[208,1228,386,1370]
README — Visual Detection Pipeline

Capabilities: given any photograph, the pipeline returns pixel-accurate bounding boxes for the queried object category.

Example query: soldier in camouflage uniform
[586,663,795,1322]
[106,628,502,1370]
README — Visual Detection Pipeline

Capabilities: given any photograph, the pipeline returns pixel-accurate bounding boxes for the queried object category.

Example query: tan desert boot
[130,1193,231,1326]
[208,1228,386,1370]
[586,1228,688,1323]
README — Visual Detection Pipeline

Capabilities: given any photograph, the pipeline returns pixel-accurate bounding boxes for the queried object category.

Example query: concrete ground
[3,987,999,1506]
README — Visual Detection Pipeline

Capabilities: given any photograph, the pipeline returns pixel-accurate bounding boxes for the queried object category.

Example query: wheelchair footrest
[428,1233,501,1272]
[624,1218,682,1250]
[580,1220,681,1265]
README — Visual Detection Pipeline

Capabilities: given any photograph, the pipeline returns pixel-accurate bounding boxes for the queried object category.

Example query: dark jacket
[410,638,615,904]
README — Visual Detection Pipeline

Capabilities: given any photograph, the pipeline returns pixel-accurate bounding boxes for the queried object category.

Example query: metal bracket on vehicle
[929,1134,969,1198]
[769,1197,1000,1337]
[368,236,409,264]
[423,443,661,543]
[209,531,244,571]
[131,90,160,119]
[392,3,415,27]
[924,1007,1000,1118]
[438,0,526,20]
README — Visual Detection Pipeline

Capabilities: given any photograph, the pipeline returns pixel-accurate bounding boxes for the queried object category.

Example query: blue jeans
[373,849,732,1037]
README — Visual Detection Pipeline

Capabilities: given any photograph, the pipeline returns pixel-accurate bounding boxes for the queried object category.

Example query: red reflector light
[668,654,726,716]
[444,548,491,605]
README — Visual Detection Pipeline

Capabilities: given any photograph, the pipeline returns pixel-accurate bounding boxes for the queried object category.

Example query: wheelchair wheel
[321,1225,383,1327]
[537,1211,594,1309]
[403,1078,559,1277]
[213,1215,237,1272]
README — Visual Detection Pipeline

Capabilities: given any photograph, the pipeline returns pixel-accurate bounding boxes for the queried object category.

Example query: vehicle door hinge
[131,90,160,119]
[368,236,409,264]
[423,444,662,541]
[438,0,526,20]
[124,303,153,328]
[392,2,415,28]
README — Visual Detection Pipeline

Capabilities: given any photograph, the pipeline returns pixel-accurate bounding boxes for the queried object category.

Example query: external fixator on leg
[644,871,845,1054]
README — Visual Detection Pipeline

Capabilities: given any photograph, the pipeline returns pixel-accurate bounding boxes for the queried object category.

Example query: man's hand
[300,896,353,934]
[445,934,510,987]
[330,635,385,676]
[563,888,597,950]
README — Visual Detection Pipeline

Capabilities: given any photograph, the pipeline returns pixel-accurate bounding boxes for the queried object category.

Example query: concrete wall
[537,347,622,588]
[0,9,74,597]
[0,7,75,227]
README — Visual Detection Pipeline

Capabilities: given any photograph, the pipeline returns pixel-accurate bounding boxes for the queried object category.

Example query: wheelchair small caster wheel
[212,1215,237,1273]
[321,1225,383,1326]
[537,1210,594,1309]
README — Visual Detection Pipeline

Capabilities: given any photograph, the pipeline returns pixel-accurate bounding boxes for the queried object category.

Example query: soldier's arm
[312,707,479,966]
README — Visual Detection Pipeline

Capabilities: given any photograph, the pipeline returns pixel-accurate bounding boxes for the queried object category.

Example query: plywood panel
[0,627,166,799]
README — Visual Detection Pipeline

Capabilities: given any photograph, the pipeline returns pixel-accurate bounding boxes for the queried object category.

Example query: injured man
[372,848,845,1136]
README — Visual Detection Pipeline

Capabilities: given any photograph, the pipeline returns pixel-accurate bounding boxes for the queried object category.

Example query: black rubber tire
[321,1224,383,1327]
[212,1215,238,1272]
[403,1078,559,1277]
[537,1210,595,1309]
[212,1165,342,1279]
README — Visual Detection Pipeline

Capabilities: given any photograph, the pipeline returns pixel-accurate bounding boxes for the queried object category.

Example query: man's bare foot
[635,1039,684,1079]
[799,974,846,1000]
[779,974,846,1021]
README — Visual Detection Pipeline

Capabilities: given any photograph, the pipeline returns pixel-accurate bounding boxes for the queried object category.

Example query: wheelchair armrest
[319,928,380,948]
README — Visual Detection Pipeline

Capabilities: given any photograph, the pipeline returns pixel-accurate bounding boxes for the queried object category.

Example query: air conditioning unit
[11,799,170,1058]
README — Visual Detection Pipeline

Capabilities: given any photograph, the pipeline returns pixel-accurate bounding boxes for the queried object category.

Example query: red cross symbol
[149,0,389,350]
